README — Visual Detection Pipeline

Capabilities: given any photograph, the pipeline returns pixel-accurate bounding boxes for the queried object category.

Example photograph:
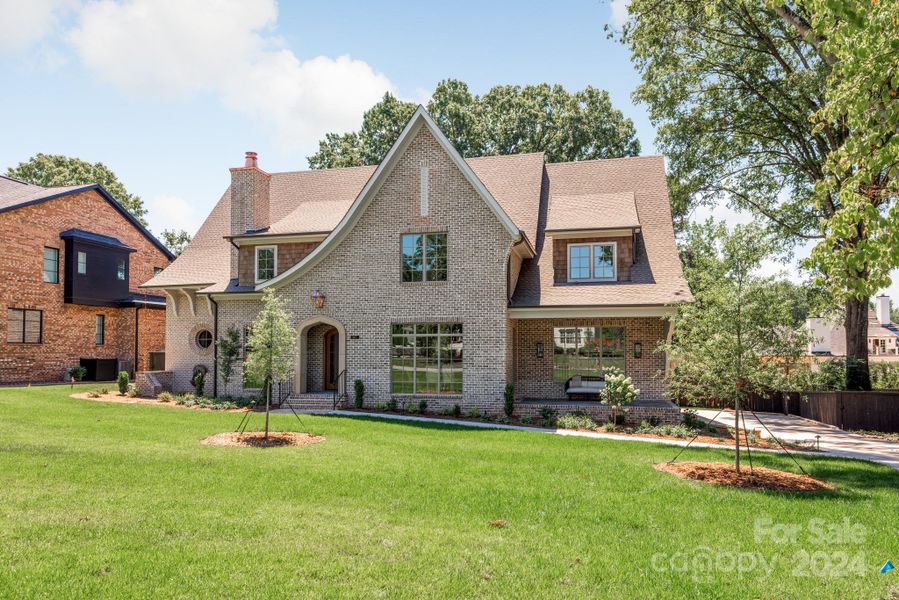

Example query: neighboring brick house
[143,107,691,421]
[0,177,174,383]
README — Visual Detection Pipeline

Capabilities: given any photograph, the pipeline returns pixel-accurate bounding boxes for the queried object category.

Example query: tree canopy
[620,0,898,389]
[307,79,640,168]
[160,229,192,256]
[7,153,148,226]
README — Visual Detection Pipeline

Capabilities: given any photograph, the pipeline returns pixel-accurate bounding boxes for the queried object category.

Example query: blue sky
[2,0,895,298]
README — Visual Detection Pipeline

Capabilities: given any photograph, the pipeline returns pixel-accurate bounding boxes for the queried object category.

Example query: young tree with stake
[244,289,296,438]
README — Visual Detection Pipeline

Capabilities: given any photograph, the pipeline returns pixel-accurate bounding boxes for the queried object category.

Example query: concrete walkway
[697,409,899,470]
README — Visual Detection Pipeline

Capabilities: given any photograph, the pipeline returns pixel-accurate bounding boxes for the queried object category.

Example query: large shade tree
[620,0,898,390]
[7,153,148,226]
[307,79,640,168]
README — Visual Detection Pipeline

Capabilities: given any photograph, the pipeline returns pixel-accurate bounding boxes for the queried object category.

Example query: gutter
[133,305,140,377]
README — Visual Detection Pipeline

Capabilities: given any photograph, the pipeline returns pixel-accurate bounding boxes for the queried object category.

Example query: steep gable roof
[0,176,174,259]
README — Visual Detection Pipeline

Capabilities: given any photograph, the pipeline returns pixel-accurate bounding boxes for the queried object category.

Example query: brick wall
[0,190,171,384]
[552,235,633,283]
[237,241,320,287]
[514,317,669,401]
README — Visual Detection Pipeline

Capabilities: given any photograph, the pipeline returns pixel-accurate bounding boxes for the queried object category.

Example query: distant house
[806,295,899,358]
[0,176,174,383]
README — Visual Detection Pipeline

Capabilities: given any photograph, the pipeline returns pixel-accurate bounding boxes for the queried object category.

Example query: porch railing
[333,369,348,409]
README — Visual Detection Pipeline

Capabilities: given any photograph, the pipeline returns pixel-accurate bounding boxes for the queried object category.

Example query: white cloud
[147,194,203,236]
[66,0,394,150]
[0,0,77,52]
[609,0,631,28]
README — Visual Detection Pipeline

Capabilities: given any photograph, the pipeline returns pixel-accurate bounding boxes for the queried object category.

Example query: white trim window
[255,246,277,283]
[568,242,617,282]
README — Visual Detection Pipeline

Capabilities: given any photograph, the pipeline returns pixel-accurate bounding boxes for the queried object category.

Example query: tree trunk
[844,297,871,391]
[734,401,741,474]
[264,380,271,439]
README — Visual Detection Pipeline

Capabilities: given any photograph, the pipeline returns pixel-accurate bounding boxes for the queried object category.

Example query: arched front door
[323,328,338,390]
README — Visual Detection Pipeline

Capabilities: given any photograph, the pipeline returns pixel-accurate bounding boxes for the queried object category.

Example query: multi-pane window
[43,247,59,283]
[255,246,276,282]
[77,251,87,274]
[568,243,616,281]
[401,233,447,282]
[552,326,625,381]
[7,309,42,344]
[116,259,126,281]
[391,323,462,394]
[95,314,105,345]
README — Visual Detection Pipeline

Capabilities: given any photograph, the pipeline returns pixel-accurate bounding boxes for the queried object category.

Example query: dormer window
[255,246,277,282]
[568,242,616,282]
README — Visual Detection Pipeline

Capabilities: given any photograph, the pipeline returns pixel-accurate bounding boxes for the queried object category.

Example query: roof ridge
[546,154,664,167]
[268,164,378,176]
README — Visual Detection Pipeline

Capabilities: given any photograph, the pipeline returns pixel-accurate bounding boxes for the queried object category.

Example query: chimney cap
[244,151,258,168]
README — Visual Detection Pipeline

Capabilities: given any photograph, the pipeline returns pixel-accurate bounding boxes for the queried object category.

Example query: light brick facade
[0,189,170,384]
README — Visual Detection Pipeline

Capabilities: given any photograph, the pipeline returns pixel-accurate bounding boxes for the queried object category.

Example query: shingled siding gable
[238,241,321,286]
[552,235,634,284]
[204,127,518,406]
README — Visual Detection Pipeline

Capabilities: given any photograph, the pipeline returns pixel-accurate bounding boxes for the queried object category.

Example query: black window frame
[95,314,105,345]
[7,308,43,344]
[196,329,213,349]
[43,247,59,284]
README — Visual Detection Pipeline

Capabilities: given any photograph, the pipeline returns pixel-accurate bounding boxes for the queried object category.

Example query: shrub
[125,388,138,398]
[405,404,419,414]
[438,406,454,416]
[98,387,109,395]
[87,391,100,398]
[870,362,899,390]
[681,409,703,429]
[556,412,598,431]
[538,406,557,427]
[68,365,87,381]
[375,402,386,411]
[520,415,534,425]
[503,384,515,417]
[602,422,617,432]
[452,404,462,417]
[418,399,428,413]
[602,369,639,423]
[192,370,205,397]
[466,408,482,419]
[387,397,398,411]
[354,379,365,408]
[116,371,130,394]
[496,415,509,424]
[157,391,174,402]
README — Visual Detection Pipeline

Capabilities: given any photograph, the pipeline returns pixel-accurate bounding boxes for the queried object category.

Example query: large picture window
[552,326,625,381]
[391,323,462,394]
[401,233,447,282]
[568,242,616,281]
[7,308,43,344]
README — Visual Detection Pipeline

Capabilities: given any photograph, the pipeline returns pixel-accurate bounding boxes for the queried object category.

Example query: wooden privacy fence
[694,390,899,433]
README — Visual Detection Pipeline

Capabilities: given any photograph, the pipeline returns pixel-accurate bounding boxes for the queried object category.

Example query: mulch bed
[201,432,325,448]
[654,461,833,492]
[71,392,247,412]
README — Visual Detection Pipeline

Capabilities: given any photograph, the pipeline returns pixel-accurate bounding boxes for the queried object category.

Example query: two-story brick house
[143,107,691,420]
[0,177,174,383]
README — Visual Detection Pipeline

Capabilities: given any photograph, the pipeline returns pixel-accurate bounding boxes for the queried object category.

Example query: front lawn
[1,385,897,598]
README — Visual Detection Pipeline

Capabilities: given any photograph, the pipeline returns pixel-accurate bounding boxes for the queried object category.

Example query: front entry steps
[280,393,338,411]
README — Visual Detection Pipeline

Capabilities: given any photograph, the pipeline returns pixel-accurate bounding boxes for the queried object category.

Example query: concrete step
[281,393,338,410]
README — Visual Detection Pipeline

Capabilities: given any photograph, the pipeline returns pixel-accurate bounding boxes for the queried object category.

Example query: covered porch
[509,309,681,424]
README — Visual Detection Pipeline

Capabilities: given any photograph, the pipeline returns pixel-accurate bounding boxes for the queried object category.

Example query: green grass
[1,385,897,599]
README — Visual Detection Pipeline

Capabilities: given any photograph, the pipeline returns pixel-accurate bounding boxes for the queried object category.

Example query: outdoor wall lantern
[536,341,544,358]
[309,290,325,309]
[633,342,643,358]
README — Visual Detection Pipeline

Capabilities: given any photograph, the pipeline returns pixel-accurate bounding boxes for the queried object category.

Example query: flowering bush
[602,368,639,424]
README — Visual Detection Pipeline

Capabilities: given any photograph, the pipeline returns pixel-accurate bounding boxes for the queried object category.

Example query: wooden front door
[323,328,338,390]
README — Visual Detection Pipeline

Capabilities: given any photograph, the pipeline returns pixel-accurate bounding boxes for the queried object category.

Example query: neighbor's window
[568,242,616,281]
[7,308,42,344]
[153,267,164,276]
[116,259,126,281]
[77,251,87,274]
[43,247,59,283]
[552,326,625,381]
[401,233,447,282]
[391,323,462,394]
[95,314,105,345]
[255,246,276,282]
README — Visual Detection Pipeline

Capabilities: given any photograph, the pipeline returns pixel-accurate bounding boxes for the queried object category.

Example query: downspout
[133,305,140,378]
[210,295,219,398]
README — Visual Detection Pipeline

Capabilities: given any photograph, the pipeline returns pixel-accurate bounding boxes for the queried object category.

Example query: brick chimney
[229,151,271,278]
[876,294,890,325]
